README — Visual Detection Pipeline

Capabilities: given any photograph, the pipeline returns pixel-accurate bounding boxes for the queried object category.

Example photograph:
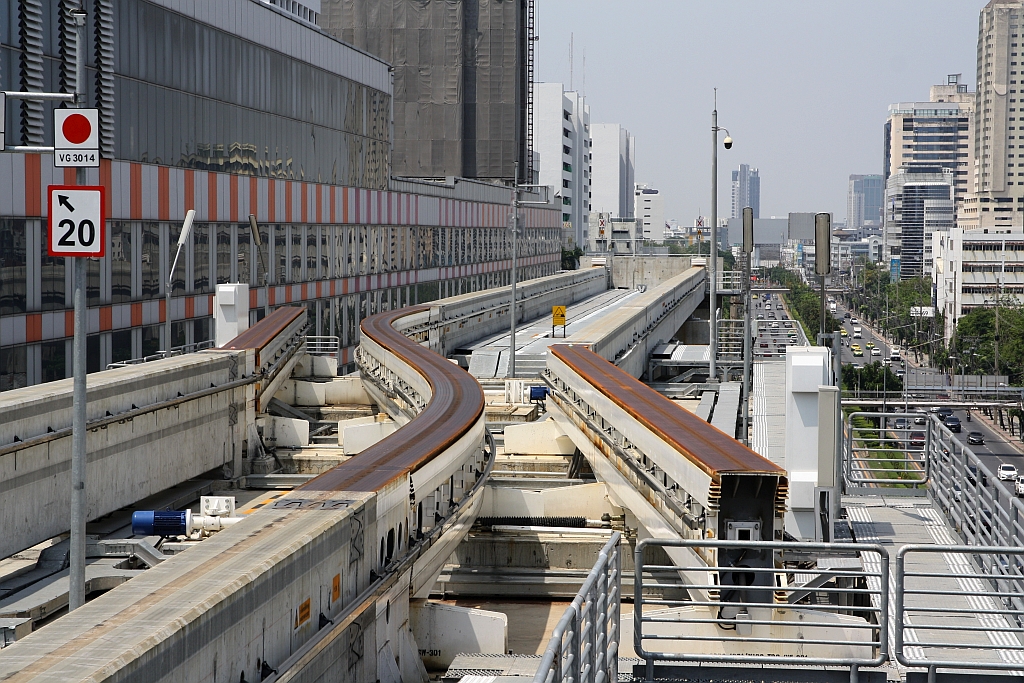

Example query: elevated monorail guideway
[0,305,492,683]
[544,343,787,597]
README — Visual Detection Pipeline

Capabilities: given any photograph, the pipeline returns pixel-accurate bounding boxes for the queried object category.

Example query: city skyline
[535,1,978,225]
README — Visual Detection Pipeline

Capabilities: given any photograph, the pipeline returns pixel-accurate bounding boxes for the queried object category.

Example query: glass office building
[0,0,560,390]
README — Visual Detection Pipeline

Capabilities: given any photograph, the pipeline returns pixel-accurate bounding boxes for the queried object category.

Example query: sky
[535,0,980,226]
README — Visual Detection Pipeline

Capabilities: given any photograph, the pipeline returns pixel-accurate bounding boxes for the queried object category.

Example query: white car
[1016,475,1024,497]
[871,347,882,356]
[997,463,1018,481]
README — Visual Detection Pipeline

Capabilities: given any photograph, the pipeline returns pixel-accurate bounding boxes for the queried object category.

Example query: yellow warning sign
[552,305,566,326]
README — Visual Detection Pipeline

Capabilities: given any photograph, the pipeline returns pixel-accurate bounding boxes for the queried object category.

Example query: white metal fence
[533,531,621,683]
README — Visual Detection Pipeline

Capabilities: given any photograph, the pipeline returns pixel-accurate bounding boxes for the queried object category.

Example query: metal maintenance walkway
[846,495,1024,676]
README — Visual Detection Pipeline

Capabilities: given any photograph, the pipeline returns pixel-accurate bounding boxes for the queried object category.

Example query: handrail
[533,531,621,683]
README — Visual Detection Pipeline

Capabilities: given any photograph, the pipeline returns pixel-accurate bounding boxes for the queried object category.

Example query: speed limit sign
[48,186,106,257]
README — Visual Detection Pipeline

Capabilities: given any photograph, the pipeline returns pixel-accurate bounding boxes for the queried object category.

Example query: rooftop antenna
[582,47,586,97]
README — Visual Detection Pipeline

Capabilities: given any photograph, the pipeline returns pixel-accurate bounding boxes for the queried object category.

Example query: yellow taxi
[866,341,875,349]
[840,328,849,337]
[851,344,863,357]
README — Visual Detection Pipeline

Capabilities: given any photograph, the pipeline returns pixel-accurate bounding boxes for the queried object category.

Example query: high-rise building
[883,76,975,203]
[590,124,636,220]
[535,84,591,248]
[959,1,1024,229]
[324,0,532,181]
[883,168,955,279]
[730,164,760,219]
[847,175,885,228]
[634,185,665,241]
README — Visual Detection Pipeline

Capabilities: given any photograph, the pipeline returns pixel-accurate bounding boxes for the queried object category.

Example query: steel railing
[306,335,340,357]
[105,339,216,369]
[633,539,889,682]
[895,545,1024,676]
[843,411,931,490]
[533,531,621,683]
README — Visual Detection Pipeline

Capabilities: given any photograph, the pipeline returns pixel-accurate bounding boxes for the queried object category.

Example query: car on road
[840,328,848,337]
[914,414,927,425]
[757,313,765,320]
[997,463,1018,481]
[908,431,926,450]
[943,415,961,433]
[952,482,962,502]
[967,464,989,487]
[1016,476,1024,497]
[851,317,859,323]
[968,431,985,445]
[866,341,875,349]
[895,368,905,377]
[934,407,954,420]
[852,347,864,357]
[894,417,909,430]
[784,321,794,328]
[871,347,882,356]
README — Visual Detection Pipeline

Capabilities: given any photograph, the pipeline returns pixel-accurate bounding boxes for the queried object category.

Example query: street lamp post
[165,209,196,354]
[507,163,549,378]
[742,207,753,446]
[710,91,733,382]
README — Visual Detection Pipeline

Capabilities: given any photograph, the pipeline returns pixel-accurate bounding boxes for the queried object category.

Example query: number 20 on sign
[48,186,106,257]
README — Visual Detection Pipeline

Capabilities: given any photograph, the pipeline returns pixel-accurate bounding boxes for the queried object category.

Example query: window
[41,221,67,310]
[0,219,27,315]
[143,223,162,298]
[40,342,67,385]
[192,223,210,293]
[563,145,571,155]
[216,224,232,284]
[563,128,571,138]
[0,346,27,392]
[109,222,131,304]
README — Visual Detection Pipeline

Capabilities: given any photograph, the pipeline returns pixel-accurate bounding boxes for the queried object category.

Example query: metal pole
[709,104,718,382]
[509,162,519,379]
[742,207,752,446]
[820,274,826,340]
[69,6,87,612]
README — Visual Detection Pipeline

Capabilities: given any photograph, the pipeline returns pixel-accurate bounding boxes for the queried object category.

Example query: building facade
[934,227,1024,340]
[323,0,532,181]
[634,184,665,241]
[730,164,760,219]
[847,174,885,229]
[883,168,955,279]
[958,2,1024,230]
[884,100,973,203]
[589,123,635,221]
[535,84,591,248]
[0,0,560,391]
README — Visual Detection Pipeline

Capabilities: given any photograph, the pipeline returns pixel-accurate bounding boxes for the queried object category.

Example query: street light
[164,209,195,354]
[710,89,733,381]
[249,214,270,320]
[741,207,753,445]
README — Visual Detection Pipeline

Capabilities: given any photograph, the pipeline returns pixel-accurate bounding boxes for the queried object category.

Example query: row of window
[0,219,561,316]
[0,261,558,392]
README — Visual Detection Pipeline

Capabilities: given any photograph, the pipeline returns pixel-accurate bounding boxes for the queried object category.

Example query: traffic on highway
[753,292,808,359]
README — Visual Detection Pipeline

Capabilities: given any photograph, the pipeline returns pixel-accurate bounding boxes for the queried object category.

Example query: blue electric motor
[132,510,188,536]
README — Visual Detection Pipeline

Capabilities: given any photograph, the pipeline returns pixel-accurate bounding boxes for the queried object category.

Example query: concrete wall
[427,267,609,358]
[581,254,701,289]
[0,350,253,559]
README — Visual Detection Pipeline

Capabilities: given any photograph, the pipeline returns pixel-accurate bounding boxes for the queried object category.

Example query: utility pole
[68,5,87,612]
[507,163,549,379]
[709,90,733,382]
[741,207,753,446]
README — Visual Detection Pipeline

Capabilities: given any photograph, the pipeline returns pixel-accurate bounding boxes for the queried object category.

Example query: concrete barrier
[0,350,253,559]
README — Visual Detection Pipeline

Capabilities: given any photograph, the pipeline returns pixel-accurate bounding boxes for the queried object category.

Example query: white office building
[634,184,665,241]
[883,168,955,278]
[590,123,635,220]
[535,83,591,248]
[934,227,1024,340]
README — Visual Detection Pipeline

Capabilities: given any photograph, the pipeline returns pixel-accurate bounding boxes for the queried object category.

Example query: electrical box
[215,283,249,347]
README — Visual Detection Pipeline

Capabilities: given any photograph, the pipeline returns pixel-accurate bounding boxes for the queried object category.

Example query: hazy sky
[535,1,980,225]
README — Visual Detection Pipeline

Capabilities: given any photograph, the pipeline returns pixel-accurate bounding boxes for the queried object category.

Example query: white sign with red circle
[54,109,100,168]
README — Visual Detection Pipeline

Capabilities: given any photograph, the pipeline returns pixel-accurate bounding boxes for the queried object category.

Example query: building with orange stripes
[0,0,560,389]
